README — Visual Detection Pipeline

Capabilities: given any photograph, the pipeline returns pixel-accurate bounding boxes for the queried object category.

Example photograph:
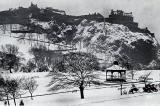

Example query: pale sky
[0,0,160,41]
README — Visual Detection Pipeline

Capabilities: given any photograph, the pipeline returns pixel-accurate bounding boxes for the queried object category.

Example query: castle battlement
[111,10,133,17]
[109,10,134,22]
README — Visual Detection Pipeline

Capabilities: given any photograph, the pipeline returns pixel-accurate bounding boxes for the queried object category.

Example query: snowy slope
[74,19,159,68]
[0,24,61,63]
[0,34,33,62]
[0,19,158,68]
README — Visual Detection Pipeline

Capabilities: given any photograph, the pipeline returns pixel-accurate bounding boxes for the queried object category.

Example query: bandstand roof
[107,65,126,72]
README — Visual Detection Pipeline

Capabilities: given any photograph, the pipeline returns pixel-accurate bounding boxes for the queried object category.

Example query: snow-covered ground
[0,23,159,106]
[0,24,77,64]
[0,70,160,106]
[0,25,68,63]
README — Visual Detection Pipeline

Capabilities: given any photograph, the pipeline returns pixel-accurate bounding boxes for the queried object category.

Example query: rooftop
[110,9,133,17]
[107,65,126,71]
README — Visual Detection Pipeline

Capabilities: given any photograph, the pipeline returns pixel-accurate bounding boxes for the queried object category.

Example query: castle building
[106,10,138,32]
[103,10,154,37]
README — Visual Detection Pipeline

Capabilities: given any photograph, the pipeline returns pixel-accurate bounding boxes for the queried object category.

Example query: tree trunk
[9,68,12,73]
[30,92,33,100]
[79,87,84,99]
[13,98,16,106]
[79,81,84,99]
[1,60,4,69]
[6,95,10,106]
[131,71,134,80]
[120,83,123,95]
[13,95,16,106]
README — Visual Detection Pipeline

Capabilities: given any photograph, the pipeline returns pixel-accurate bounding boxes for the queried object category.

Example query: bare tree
[27,60,36,72]
[1,44,19,55]
[7,78,22,106]
[49,52,99,99]
[29,45,48,71]
[20,60,36,72]
[128,70,136,80]
[0,44,20,73]
[0,77,11,106]
[29,45,63,72]
[23,77,38,100]
[117,54,142,80]
[0,77,22,106]
[0,75,10,105]
[139,72,152,85]
[128,63,143,80]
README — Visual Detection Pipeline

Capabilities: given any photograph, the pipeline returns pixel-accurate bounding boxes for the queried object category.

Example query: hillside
[0,3,160,106]
[73,19,159,69]
[0,4,159,70]
[0,3,103,26]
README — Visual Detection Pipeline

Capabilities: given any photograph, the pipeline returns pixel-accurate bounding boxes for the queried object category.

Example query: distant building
[105,10,139,32]
[102,10,155,37]
[110,9,133,22]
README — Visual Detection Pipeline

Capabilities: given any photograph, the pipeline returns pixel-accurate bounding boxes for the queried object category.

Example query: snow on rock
[30,19,50,29]
[75,20,156,49]
[74,20,159,68]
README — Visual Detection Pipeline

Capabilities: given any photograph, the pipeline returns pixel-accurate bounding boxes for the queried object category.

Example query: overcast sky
[0,0,160,41]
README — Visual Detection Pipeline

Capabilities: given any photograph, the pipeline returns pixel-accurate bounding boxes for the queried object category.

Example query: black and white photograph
[0,0,160,106]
